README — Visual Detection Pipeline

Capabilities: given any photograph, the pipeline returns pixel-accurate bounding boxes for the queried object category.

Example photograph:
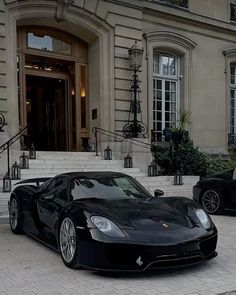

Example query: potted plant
[171,110,191,144]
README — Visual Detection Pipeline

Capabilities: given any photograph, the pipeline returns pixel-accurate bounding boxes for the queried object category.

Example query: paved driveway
[0,215,236,295]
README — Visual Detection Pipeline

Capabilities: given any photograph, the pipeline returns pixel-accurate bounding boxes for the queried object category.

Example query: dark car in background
[193,168,236,215]
[9,172,217,271]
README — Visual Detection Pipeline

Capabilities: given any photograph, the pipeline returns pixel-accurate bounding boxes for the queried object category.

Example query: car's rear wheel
[9,195,23,234]
[201,189,224,214]
[59,216,80,268]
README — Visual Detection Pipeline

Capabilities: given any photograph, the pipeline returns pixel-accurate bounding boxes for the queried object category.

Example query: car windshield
[213,169,234,180]
[71,175,150,200]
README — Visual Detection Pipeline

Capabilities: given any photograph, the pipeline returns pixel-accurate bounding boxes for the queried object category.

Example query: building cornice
[143,1,236,36]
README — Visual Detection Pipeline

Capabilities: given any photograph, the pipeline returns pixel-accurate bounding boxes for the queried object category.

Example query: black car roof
[61,171,130,179]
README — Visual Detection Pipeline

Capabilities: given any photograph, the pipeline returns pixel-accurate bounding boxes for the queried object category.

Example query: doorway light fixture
[80,88,86,97]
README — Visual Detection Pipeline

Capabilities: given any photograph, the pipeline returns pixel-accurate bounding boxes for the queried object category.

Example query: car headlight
[91,216,125,237]
[196,209,211,229]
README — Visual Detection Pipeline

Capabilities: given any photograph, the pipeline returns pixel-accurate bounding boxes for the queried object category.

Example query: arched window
[153,52,179,140]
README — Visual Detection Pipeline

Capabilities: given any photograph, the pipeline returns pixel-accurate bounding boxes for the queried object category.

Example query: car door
[37,176,70,232]
[228,172,236,208]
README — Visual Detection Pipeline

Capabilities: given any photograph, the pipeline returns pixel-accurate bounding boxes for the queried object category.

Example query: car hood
[75,196,210,232]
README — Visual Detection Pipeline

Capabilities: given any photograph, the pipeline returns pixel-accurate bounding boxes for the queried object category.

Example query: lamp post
[123,41,146,138]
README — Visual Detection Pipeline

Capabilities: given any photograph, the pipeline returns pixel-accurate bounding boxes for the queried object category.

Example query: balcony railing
[231,3,236,21]
[157,0,189,8]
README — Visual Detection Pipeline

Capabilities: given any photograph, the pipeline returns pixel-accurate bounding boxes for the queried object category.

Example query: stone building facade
[0,0,236,173]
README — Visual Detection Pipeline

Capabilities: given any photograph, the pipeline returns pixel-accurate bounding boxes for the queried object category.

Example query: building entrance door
[17,26,89,151]
[26,75,69,151]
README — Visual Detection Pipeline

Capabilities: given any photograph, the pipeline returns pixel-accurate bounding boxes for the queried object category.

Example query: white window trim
[153,52,180,133]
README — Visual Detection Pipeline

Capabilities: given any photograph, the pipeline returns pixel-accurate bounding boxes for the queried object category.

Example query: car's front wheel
[59,216,80,268]
[201,189,224,215]
[9,195,23,234]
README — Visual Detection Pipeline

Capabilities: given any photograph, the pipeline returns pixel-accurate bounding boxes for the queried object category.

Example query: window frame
[153,52,180,137]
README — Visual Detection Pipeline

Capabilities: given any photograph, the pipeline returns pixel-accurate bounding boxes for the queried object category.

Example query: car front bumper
[77,232,218,271]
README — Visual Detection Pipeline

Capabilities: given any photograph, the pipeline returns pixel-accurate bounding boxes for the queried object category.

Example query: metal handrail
[0,125,29,176]
[92,127,151,156]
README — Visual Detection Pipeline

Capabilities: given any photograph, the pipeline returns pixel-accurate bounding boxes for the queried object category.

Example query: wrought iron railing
[0,125,29,176]
[92,127,151,156]
[157,0,189,8]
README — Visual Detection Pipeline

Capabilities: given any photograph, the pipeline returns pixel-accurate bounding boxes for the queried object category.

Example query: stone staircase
[0,151,198,218]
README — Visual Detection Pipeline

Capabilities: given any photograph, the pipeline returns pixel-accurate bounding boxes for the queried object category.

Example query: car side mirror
[154,189,164,197]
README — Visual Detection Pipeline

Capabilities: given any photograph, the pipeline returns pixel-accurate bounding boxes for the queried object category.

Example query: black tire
[9,195,23,234]
[58,215,80,269]
[201,188,224,215]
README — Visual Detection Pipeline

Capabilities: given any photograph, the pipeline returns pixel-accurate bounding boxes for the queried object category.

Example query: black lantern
[29,144,36,159]
[128,41,144,71]
[19,152,29,169]
[174,170,183,185]
[11,162,21,180]
[3,172,11,192]
[104,146,112,160]
[148,162,159,177]
[124,154,133,168]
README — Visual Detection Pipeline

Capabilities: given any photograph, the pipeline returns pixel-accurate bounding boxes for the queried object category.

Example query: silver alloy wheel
[59,217,76,263]
[202,190,220,214]
[9,198,18,230]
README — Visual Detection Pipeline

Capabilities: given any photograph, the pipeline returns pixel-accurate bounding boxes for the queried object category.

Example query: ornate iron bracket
[0,113,6,132]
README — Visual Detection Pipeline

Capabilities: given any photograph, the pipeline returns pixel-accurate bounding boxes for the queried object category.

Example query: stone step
[21,167,143,174]
[29,159,123,165]
[27,164,124,170]
[36,151,95,158]
[136,176,199,185]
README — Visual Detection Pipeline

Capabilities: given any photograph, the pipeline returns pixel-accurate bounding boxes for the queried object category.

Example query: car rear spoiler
[15,177,51,187]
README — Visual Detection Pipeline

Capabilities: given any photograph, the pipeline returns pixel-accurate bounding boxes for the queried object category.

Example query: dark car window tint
[71,176,149,200]
[214,169,234,180]
[43,179,58,194]
[40,178,55,192]
[44,178,68,201]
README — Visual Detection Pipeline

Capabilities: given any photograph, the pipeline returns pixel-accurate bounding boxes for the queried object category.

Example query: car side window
[44,177,68,201]
[54,178,68,202]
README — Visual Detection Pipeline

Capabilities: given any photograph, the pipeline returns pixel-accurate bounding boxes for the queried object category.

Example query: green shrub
[154,136,233,176]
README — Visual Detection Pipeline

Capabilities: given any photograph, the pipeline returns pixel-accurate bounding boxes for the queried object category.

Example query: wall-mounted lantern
[29,144,36,159]
[124,154,133,168]
[11,162,21,180]
[104,146,112,160]
[3,172,11,192]
[19,152,29,169]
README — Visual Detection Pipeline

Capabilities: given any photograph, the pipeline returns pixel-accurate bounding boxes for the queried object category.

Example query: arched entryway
[17,26,88,151]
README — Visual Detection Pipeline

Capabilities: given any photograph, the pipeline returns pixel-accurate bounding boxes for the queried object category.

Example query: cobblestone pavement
[0,214,236,295]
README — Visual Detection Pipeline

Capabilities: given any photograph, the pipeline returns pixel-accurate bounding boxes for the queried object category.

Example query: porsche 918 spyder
[9,172,218,271]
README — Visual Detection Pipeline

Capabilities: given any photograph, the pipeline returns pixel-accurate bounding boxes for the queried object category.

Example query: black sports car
[9,172,217,271]
[193,168,236,215]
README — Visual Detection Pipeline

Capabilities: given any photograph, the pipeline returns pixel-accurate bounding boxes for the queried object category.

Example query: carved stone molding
[144,31,197,51]
[56,0,74,22]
